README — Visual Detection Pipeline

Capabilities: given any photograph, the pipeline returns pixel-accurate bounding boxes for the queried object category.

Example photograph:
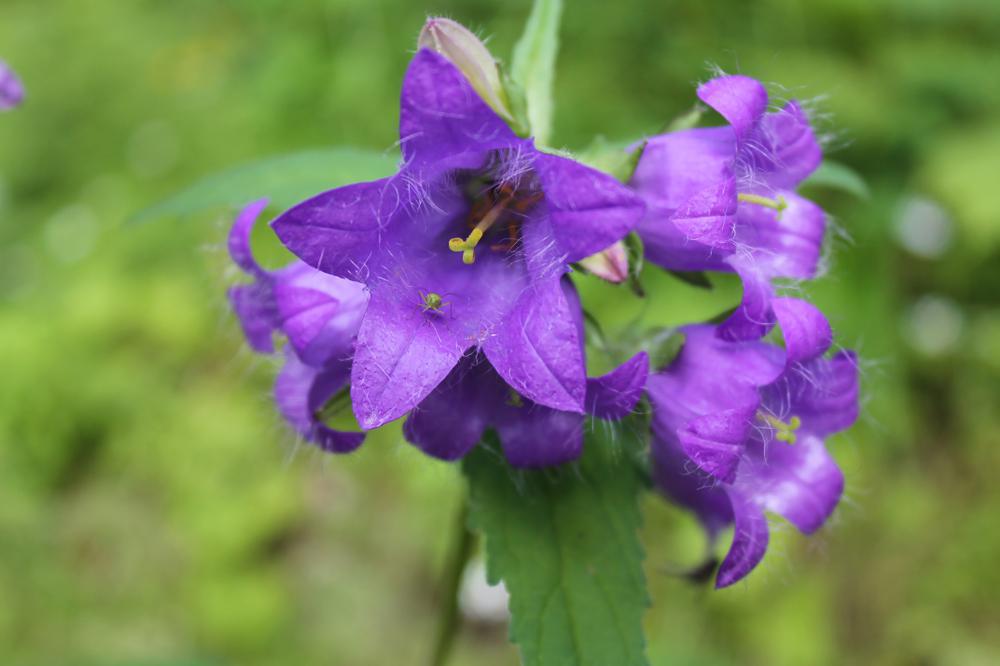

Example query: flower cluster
[225,18,859,587]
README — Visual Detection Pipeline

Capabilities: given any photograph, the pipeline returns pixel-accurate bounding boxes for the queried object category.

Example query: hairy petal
[534,152,645,262]
[774,350,860,437]
[716,257,776,342]
[772,297,833,366]
[482,277,586,413]
[228,199,270,277]
[678,406,757,483]
[750,100,823,189]
[271,177,398,282]
[399,49,520,171]
[227,283,277,354]
[494,402,585,468]
[586,351,650,419]
[697,75,769,143]
[651,436,733,540]
[715,491,770,588]
[735,190,826,280]
[350,285,469,430]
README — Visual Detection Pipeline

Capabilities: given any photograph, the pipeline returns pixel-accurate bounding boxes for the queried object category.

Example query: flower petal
[751,100,822,188]
[739,435,844,534]
[0,60,24,110]
[227,199,270,277]
[227,283,276,354]
[494,401,585,467]
[350,284,469,430]
[399,49,520,171]
[482,277,586,413]
[715,490,770,588]
[651,436,733,540]
[774,350,860,437]
[271,177,398,282]
[697,75,769,143]
[735,190,826,280]
[716,257,776,342]
[274,352,365,453]
[403,355,500,461]
[586,351,649,419]
[533,152,645,263]
[678,405,757,483]
[670,179,738,250]
[772,297,833,366]
[630,128,735,212]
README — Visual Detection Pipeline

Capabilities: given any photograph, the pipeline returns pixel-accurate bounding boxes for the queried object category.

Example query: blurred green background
[2,0,999,664]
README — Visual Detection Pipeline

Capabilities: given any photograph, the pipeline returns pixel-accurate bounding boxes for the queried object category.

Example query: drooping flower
[647,298,858,587]
[0,59,24,110]
[228,200,369,453]
[404,278,648,467]
[272,48,645,432]
[631,74,825,340]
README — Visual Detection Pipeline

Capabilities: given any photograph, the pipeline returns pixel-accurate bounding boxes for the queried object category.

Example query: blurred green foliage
[1,0,998,664]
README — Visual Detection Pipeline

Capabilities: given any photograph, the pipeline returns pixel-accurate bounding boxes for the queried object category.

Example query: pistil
[738,192,788,215]
[449,189,514,264]
[758,412,802,444]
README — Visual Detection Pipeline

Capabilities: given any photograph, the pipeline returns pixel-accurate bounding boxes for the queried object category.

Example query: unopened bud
[418,18,513,121]
[579,240,629,283]
[0,60,24,111]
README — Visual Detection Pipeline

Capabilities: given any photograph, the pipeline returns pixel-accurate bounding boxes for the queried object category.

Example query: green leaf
[623,231,646,298]
[801,159,870,199]
[464,424,649,666]
[662,105,703,133]
[576,136,646,183]
[511,0,563,146]
[131,147,398,222]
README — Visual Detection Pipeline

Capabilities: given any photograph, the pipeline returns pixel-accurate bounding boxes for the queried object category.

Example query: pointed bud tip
[579,241,630,284]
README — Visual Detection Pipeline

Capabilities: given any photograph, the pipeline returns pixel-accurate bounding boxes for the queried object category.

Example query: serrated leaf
[511,0,563,146]
[801,159,870,199]
[131,147,398,222]
[463,425,649,666]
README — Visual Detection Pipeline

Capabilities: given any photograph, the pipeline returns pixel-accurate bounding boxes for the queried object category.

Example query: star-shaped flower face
[228,200,368,453]
[272,49,645,430]
[631,75,826,340]
[0,60,24,110]
[647,298,859,587]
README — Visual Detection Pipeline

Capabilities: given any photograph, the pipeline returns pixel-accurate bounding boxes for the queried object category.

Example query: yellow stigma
[738,193,788,216]
[449,191,513,265]
[759,413,802,444]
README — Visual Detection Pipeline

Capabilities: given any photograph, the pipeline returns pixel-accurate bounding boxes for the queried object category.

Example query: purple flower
[404,279,649,467]
[0,59,24,110]
[631,75,825,340]
[272,49,645,431]
[647,298,859,587]
[228,200,369,453]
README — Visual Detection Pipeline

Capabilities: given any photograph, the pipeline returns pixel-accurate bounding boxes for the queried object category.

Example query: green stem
[428,493,474,666]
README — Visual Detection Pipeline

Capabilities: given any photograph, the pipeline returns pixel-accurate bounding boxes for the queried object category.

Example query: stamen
[738,193,788,215]
[758,412,802,444]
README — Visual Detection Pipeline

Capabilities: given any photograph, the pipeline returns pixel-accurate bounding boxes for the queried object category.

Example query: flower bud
[418,18,513,121]
[579,240,629,283]
[0,60,24,110]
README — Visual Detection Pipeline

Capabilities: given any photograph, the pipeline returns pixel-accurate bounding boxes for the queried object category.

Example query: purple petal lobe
[586,351,649,419]
[770,350,859,437]
[228,199,270,277]
[651,436,733,540]
[752,100,822,188]
[715,491,770,588]
[534,152,645,262]
[404,356,499,461]
[227,284,276,354]
[716,257,776,342]
[678,406,756,483]
[735,190,825,280]
[271,177,396,282]
[399,49,519,170]
[697,75,769,143]
[482,277,586,413]
[494,402,584,468]
[350,285,468,430]
[671,179,738,250]
[739,435,844,534]
[274,352,365,453]
[772,297,832,366]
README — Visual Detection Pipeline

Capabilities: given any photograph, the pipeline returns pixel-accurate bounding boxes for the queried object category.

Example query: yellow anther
[760,412,802,445]
[738,193,788,214]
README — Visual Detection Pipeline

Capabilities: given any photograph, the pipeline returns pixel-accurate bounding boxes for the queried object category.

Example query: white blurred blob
[128,120,180,179]
[892,195,953,259]
[459,557,509,624]
[903,294,964,357]
[44,204,98,264]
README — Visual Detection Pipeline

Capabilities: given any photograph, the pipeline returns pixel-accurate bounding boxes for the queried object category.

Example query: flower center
[448,182,543,265]
[738,192,788,217]
[758,412,802,444]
